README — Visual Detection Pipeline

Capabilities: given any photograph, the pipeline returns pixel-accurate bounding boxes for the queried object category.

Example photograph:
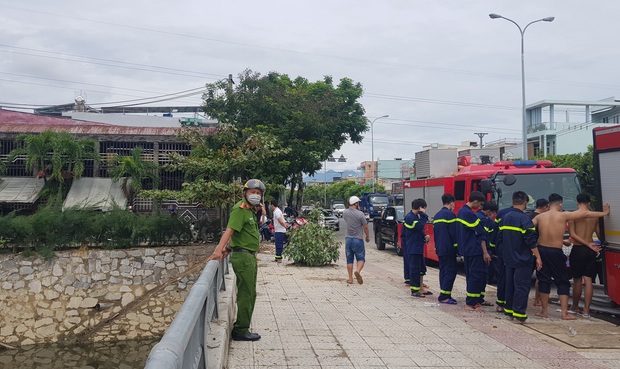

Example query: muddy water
[0,338,159,369]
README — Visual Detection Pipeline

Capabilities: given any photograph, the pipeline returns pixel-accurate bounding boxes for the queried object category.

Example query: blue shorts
[345,237,366,264]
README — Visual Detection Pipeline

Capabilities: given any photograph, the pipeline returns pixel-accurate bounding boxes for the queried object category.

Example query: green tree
[204,69,368,210]
[8,131,99,185]
[141,125,288,222]
[538,146,594,193]
[109,147,159,202]
[300,181,383,207]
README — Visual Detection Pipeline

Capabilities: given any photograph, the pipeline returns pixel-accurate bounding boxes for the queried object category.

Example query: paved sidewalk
[226,242,620,368]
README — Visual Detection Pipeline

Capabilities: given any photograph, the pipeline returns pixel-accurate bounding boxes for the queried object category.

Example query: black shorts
[536,245,570,296]
[569,245,597,279]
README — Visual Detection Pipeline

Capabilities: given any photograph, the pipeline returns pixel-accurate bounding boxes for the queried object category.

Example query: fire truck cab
[402,156,581,262]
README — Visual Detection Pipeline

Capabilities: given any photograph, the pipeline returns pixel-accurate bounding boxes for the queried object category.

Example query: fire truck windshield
[494,173,581,211]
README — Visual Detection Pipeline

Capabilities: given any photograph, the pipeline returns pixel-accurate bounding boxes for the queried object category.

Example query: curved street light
[370,115,389,192]
[489,13,554,160]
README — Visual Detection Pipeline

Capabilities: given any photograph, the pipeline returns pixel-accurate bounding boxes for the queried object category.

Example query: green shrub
[283,221,340,266]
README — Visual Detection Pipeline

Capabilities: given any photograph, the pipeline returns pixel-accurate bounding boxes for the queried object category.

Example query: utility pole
[474,132,488,148]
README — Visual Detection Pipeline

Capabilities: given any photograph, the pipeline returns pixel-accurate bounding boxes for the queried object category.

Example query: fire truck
[398,151,581,262]
[593,125,620,307]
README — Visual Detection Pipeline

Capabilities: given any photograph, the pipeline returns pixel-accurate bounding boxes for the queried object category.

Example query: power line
[3,6,619,92]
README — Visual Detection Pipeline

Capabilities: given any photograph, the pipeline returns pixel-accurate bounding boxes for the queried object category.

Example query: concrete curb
[207,271,236,369]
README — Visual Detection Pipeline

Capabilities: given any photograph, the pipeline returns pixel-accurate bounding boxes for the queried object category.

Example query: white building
[524,97,620,157]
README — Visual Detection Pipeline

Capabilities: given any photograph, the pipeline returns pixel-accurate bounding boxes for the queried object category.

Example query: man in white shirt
[270,200,289,263]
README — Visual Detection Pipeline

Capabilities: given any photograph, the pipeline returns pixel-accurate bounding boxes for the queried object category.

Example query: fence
[144,257,229,369]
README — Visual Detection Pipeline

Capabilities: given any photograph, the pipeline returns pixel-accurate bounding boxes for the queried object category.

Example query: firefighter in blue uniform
[433,194,458,304]
[403,198,430,297]
[497,191,542,322]
[491,202,520,312]
[477,201,498,306]
[456,191,491,310]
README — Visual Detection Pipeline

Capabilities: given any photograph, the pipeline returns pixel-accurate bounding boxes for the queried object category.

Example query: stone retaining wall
[0,246,211,348]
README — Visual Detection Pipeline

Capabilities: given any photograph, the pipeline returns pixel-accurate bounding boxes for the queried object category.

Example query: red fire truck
[400,156,581,262]
[593,125,620,307]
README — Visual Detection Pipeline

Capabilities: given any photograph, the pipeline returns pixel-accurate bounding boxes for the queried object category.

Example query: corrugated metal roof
[62,177,127,212]
[0,177,45,203]
[0,109,215,136]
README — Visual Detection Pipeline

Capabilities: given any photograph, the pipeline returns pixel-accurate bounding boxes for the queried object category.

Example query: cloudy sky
[1,1,618,172]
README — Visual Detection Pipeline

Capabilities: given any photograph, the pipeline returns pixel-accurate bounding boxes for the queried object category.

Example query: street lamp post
[370,115,389,192]
[324,154,346,208]
[489,13,554,160]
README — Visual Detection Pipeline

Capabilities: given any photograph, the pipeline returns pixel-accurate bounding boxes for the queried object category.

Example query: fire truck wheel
[375,232,386,250]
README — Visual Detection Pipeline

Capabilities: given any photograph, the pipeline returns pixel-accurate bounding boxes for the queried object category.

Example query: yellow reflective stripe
[499,225,527,234]
[440,290,451,295]
[466,292,481,297]
[433,218,456,224]
[456,218,480,228]
[480,292,485,296]
[404,220,418,229]
[489,243,496,247]
[513,312,527,318]
[410,286,421,291]
[453,243,458,247]
[484,227,494,233]
[496,299,506,305]
[495,218,501,224]
[504,308,514,314]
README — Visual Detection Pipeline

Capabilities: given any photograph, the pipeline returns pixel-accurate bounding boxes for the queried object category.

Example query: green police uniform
[227,199,260,335]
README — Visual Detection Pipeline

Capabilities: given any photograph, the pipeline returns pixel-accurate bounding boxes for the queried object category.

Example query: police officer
[433,194,458,304]
[208,179,265,341]
[497,191,541,323]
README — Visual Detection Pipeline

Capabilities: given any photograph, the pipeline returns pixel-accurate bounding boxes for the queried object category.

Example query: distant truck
[372,205,404,256]
[330,199,345,209]
[359,193,389,218]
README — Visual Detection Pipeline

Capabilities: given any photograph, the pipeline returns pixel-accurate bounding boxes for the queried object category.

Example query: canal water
[0,337,159,369]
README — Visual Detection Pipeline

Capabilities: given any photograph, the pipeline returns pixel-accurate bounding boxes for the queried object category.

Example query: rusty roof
[0,109,215,137]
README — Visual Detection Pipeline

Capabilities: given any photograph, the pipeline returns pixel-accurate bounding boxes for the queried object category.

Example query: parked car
[320,209,340,231]
[332,203,345,217]
[373,205,404,255]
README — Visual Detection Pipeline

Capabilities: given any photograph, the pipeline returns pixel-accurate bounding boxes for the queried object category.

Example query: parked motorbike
[260,218,274,242]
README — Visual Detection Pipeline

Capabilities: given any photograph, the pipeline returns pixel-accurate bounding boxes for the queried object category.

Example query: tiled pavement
[226,236,620,368]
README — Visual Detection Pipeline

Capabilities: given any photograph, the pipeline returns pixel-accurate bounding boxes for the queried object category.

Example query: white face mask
[247,194,262,206]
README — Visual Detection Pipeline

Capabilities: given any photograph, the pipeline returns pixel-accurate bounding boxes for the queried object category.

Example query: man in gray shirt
[343,196,370,284]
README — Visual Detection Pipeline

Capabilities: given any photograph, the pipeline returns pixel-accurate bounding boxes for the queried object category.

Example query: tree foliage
[282,210,341,266]
[300,181,385,207]
[8,131,99,184]
[109,146,159,200]
[141,125,288,210]
[538,146,594,193]
[203,69,368,208]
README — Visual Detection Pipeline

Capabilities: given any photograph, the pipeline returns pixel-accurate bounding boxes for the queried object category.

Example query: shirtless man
[532,193,610,320]
[569,194,602,318]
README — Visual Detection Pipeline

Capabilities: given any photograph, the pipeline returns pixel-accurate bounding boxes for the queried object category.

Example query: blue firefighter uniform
[456,204,487,307]
[433,207,458,303]
[491,206,520,308]
[497,209,538,321]
[403,210,429,295]
[476,210,494,305]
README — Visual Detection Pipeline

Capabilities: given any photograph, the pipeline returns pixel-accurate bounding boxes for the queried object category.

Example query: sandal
[439,298,457,305]
[411,292,426,298]
[354,271,363,284]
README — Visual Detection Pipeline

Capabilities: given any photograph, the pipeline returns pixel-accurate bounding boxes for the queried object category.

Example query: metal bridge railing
[144,257,229,369]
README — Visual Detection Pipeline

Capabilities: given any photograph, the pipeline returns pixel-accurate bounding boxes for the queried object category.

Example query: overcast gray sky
[1,1,618,172]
